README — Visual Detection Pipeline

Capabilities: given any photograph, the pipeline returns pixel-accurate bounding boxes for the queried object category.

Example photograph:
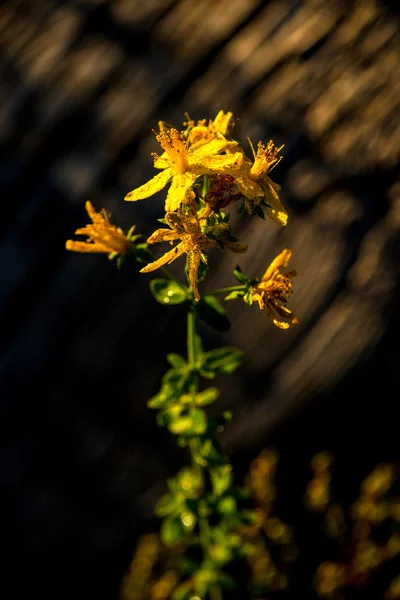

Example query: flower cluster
[124,111,291,310]
[65,110,297,327]
[125,111,287,224]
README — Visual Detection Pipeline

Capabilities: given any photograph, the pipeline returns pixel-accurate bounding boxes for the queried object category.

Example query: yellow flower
[185,110,236,145]
[234,139,288,226]
[315,562,347,598]
[250,249,298,329]
[65,201,129,258]
[124,128,243,212]
[140,203,247,301]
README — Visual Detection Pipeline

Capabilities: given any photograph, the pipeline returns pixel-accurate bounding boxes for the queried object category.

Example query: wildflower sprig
[65,110,301,600]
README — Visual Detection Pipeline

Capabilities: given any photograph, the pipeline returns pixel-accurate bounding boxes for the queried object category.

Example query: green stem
[187,309,197,371]
[210,586,222,600]
[187,309,201,476]
[210,284,245,295]
[198,511,211,550]
[160,266,179,283]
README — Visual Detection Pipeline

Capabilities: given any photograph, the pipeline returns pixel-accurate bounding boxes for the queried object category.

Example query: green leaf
[217,496,237,516]
[224,290,245,301]
[194,387,220,406]
[256,205,265,219]
[201,347,243,376]
[218,411,232,424]
[156,410,170,428]
[169,408,207,436]
[154,493,178,517]
[237,508,258,526]
[150,279,189,305]
[162,368,186,387]
[197,439,226,467]
[132,243,153,264]
[201,175,209,197]
[171,581,192,600]
[158,404,186,429]
[168,415,194,435]
[171,468,203,498]
[189,408,207,435]
[167,353,187,369]
[160,368,195,398]
[196,294,231,332]
[147,391,170,409]
[244,289,253,306]
[161,514,186,546]
[209,544,233,566]
[197,258,209,283]
[233,265,249,284]
[211,465,233,496]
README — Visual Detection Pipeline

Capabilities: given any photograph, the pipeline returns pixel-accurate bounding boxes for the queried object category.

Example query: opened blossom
[124,128,244,212]
[65,201,130,258]
[250,249,298,329]
[234,139,288,226]
[140,203,247,302]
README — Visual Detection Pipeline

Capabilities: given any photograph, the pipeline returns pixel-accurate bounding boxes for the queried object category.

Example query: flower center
[156,129,190,175]
[249,140,284,180]
[256,271,295,302]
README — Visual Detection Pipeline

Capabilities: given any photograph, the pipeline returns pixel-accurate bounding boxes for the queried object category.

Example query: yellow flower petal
[235,175,263,200]
[165,172,197,211]
[190,137,239,158]
[212,110,235,138]
[187,111,236,145]
[271,317,291,330]
[261,249,292,281]
[147,228,179,244]
[125,168,173,201]
[191,151,244,175]
[153,151,170,169]
[262,178,288,226]
[65,240,111,254]
[140,244,185,272]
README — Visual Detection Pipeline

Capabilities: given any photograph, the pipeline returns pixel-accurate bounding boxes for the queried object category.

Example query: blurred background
[1,0,399,598]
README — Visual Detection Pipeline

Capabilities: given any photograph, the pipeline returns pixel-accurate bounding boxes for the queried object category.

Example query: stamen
[249,140,284,180]
[156,129,190,174]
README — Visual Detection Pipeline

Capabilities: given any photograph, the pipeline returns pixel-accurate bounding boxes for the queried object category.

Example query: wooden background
[1,0,399,598]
